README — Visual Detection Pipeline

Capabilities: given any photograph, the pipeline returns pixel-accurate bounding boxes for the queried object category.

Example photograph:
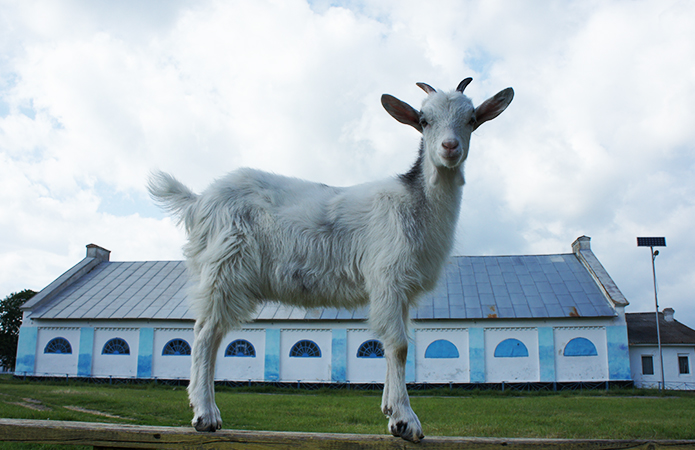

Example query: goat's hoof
[192,415,222,432]
[388,414,424,443]
[390,421,424,442]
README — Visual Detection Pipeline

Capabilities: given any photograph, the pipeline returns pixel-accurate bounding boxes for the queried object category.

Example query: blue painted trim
[469,328,485,383]
[606,325,631,380]
[424,339,459,359]
[564,337,598,357]
[494,338,529,357]
[77,327,94,376]
[264,329,280,381]
[137,328,154,378]
[406,340,415,383]
[331,329,347,382]
[15,326,38,374]
[538,327,555,382]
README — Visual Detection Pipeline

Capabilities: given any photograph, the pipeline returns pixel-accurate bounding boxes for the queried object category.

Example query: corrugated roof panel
[33,262,111,318]
[449,305,466,319]
[320,308,339,320]
[93,262,163,319]
[256,303,280,320]
[167,296,192,320]
[272,304,294,320]
[28,252,619,323]
[56,262,134,319]
[466,308,482,319]
[304,309,322,320]
[288,306,310,320]
[82,262,146,318]
[336,308,354,320]
[111,261,176,318]
[416,303,434,319]
[352,306,369,320]
[138,266,188,319]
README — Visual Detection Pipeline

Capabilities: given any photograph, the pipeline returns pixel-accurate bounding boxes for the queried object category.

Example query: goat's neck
[420,155,464,252]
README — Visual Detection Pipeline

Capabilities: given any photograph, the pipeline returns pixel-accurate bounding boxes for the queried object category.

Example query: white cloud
[1,0,695,326]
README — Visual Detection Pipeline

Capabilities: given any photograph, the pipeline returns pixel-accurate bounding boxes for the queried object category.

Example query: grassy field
[2,377,695,448]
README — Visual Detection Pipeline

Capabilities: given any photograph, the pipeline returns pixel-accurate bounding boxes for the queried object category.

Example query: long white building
[16,236,635,386]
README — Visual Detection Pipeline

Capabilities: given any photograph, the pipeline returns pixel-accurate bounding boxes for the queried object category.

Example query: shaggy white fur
[148,79,513,442]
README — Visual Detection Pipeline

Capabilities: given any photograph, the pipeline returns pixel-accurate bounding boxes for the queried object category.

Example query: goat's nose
[442,139,459,151]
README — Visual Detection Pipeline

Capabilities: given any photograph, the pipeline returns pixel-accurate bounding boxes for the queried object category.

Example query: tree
[0,289,36,371]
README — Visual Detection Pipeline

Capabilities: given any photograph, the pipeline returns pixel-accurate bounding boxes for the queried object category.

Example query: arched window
[44,337,72,354]
[494,338,529,357]
[289,340,321,358]
[563,337,598,357]
[425,339,459,359]
[102,338,130,355]
[225,339,256,357]
[162,339,191,356]
[357,340,384,358]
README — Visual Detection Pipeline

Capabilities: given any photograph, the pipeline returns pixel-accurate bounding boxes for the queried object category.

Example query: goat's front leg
[370,292,424,442]
[188,317,225,432]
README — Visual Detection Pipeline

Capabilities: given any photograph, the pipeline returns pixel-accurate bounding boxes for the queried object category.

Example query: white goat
[148,78,513,442]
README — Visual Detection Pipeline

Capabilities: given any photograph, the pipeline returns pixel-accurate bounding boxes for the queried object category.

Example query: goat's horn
[456,78,473,93]
[416,82,436,95]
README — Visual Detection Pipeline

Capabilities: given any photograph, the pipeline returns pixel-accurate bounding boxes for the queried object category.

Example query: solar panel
[637,237,666,247]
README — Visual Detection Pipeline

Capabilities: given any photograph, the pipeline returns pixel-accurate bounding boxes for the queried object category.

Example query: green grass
[2,377,695,446]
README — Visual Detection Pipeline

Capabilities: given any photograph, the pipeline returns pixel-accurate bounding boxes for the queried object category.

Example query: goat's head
[381,78,514,171]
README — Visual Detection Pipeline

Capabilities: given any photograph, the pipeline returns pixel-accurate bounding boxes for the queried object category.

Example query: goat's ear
[381,94,423,133]
[473,87,514,130]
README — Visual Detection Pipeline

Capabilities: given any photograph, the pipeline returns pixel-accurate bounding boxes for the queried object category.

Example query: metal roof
[28,252,617,321]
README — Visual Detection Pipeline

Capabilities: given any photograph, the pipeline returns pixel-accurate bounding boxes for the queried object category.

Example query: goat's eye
[419,117,429,128]
[468,116,476,127]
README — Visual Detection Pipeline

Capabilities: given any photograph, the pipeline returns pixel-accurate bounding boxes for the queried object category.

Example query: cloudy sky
[1,0,694,325]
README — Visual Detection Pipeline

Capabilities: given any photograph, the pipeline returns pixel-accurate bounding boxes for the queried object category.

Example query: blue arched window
[494,338,529,357]
[44,337,72,354]
[290,340,321,358]
[102,338,130,355]
[357,340,384,358]
[162,339,191,356]
[425,339,460,359]
[563,337,598,357]
[225,339,256,357]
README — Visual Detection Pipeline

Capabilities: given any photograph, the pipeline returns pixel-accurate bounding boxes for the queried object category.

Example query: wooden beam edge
[1,419,695,449]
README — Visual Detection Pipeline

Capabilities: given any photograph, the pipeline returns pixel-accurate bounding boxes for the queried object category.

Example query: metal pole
[651,247,665,390]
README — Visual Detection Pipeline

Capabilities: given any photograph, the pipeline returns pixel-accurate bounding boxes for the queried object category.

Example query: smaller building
[627,308,695,389]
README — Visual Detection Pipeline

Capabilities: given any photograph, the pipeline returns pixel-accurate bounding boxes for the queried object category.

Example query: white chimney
[663,307,675,322]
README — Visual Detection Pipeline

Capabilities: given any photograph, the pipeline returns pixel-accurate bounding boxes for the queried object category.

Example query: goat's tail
[147,170,199,227]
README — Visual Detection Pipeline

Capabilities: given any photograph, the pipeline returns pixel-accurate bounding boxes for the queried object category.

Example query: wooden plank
[1,419,695,450]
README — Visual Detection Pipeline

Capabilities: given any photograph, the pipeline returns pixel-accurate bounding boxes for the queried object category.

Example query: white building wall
[414,328,469,383]
[215,329,266,381]
[631,345,695,389]
[484,327,539,382]
[92,328,139,378]
[554,327,608,382]
[280,328,331,382]
[152,328,194,379]
[34,327,80,376]
[346,329,385,383]
[24,317,630,384]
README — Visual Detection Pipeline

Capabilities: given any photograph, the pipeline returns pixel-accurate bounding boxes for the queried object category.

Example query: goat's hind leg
[188,316,226,432]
